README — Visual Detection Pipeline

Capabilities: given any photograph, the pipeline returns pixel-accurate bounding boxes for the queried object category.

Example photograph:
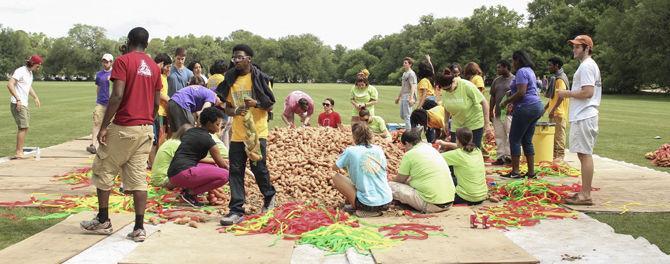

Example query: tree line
[1,0,668,93]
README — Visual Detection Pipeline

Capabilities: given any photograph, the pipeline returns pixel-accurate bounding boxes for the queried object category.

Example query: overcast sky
[1,0,530,49]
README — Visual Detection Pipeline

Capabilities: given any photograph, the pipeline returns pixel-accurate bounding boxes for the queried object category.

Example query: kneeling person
[439,128,488,205]
[390,129,455,213]
[333,122,392,217]
[168,107,230,207]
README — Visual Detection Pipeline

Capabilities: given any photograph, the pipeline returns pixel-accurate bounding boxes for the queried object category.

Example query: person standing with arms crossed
[559,35,602,206]
[80,27,162,242]
[395,57,417,130]
[7,55,43,159]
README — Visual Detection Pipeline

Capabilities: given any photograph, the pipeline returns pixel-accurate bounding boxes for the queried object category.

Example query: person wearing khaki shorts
[390,130,456,213]
[89,54,114,154]
[92,124,154,191]
[80,27,163,243]
[7,55,43,159]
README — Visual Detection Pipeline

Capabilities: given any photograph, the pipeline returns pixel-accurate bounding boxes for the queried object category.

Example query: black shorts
[355,198,390,212]
[453,193,484,206]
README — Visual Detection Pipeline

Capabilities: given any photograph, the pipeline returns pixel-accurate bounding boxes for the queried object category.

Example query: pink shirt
[283,91,314,117]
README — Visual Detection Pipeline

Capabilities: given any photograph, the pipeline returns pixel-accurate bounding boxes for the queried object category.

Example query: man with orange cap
[559,35,602,205]
[7,55,43,159]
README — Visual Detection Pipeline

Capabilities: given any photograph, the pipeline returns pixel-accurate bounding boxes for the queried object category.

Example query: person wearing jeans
[395,57,417,130]
[502,50,544,179]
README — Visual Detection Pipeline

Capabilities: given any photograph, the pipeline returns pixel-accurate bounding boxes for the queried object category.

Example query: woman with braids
[333,122,392,217]
[463,62,485,93]
[438,128,487,205]
[350,69,378,122]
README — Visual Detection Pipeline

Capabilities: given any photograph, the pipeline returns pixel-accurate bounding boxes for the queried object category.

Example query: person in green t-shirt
[437,128,488,205]
[434,73,492,149]
[151,124,191,188]
[390,129,455,213]
[350,71,379,122]
[359,109,390,139]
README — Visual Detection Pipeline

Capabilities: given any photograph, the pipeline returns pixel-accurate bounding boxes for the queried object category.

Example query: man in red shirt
[317,98,342,129]
[80,27,162,242]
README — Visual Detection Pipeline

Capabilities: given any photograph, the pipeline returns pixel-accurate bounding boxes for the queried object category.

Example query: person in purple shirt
[167,85,221,133]
[87,53,114,154]
[501,50,544,179]
[281,90,314,128]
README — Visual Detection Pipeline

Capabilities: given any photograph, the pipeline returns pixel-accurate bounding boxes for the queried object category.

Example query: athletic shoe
[86,145,97,154]
[491,158,505,165]
[126,228,146,242]
[342,204,355,214]
[180,191,203,207]
[261,195,276,214]
[80,217,113,235]
[501,172,523,179]
[220,213,244,226]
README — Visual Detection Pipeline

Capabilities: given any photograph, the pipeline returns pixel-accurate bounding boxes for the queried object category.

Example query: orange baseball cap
[568,35,594,48]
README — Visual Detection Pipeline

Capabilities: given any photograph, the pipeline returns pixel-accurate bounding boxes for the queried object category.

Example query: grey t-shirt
[490,74,514,117]
[400,70,417,96]
[167,66,194,97]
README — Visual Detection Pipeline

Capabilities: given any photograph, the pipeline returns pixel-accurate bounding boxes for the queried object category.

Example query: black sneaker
[501,171,523,179]
[220,213,244,226]
[503,156,513,164]
[180,191,203,207]
[491,158,505,165]
[523,173,538,179]
[261,195,276,214]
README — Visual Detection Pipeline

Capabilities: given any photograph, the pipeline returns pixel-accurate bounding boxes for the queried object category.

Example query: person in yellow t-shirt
[207,60,232,146]
[464,62,485,93]
[219,44,276,226]
[417,56,437,108]
[149,53,172,167]
[410,101,446,142]
[544,57,570,162]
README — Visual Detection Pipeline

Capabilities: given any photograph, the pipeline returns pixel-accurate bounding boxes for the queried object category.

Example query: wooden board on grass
[0,212,133,263]
[119,221,294,264]
[368,207,539,264]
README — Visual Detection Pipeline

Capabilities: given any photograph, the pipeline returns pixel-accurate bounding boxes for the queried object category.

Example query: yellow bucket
[531,122,555,163]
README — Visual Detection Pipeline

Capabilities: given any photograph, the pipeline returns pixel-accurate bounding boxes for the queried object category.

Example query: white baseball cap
[101,53,114,62]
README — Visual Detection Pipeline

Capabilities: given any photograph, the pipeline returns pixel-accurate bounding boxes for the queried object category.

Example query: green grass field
[0,81,669,253]
[2,82,668,173]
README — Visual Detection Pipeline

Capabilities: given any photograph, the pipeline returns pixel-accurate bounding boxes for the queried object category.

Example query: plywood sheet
[367,207,538,264]
[120,221,294,264]
[0,213,133,264]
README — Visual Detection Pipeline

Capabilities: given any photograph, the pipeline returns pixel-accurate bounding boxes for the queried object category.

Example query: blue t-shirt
[336,145,393,206]
[171,85,218,113]
[95,69,112,105]
[167,66,193,96]
[510,67,541,110]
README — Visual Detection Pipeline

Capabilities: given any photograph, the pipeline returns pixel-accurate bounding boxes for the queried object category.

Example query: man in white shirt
[7,55,43,159]
[559,35,602,205]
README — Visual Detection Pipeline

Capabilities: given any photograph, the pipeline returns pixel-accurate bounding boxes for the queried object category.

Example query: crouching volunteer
[437,128,488,205]
[282,90,314,128]
[333,122,392,217]
[167,107,230,207]
[410,100,446,143]
[389,129,455,213]
[359,109,391,139]
[167,84,221,133]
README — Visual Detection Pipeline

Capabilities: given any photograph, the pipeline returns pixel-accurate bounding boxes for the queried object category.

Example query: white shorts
[569,116,599,155]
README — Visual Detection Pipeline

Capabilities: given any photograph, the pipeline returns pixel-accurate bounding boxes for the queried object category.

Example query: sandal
[564,196,594,206]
